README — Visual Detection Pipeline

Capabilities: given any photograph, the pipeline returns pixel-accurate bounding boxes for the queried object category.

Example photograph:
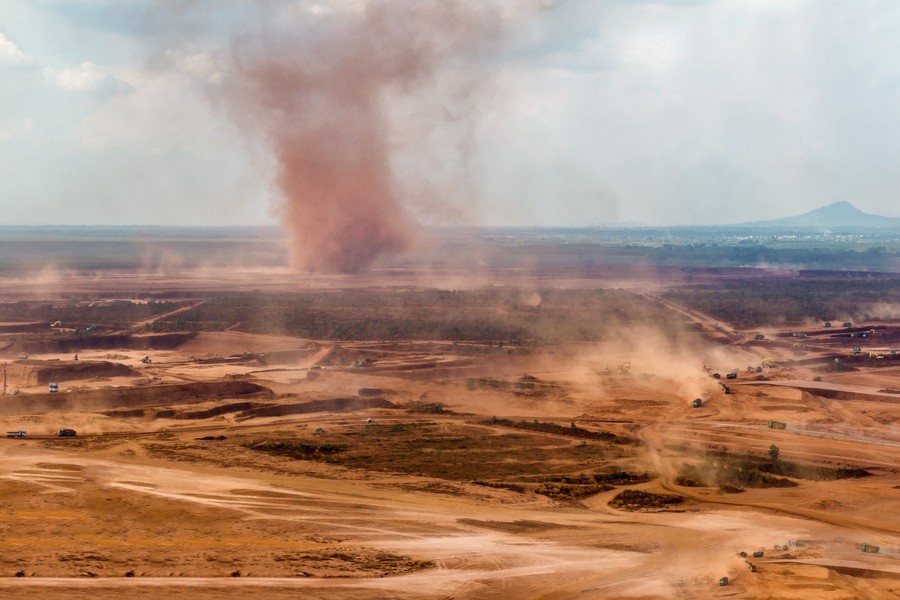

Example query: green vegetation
[474,470,653,501]
[0,300,185,328]
[406,402,447,414]
[675,451,871,492]
[242,421,635,482]
[665,277,900,327]
[609,489,684,510]
[147,288,687,342]
[244,441,346,458]
[484,417,634,444]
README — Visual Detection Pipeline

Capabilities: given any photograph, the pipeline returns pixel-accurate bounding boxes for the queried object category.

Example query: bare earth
[0,266,898,600]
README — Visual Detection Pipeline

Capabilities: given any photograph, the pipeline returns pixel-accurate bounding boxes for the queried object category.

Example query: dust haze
[200,1,543,273]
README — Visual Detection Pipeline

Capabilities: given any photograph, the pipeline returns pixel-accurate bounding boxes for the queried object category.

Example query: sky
[2,0,900,229]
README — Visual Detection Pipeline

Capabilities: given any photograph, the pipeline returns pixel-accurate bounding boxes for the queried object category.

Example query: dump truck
[768,421,787,430]
[56,429,77,437]
[860,544,880,554]
[6,431,26,438]
[691,399,702,408]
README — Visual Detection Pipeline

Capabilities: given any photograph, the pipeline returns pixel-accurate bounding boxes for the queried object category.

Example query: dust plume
[207,1,536,273]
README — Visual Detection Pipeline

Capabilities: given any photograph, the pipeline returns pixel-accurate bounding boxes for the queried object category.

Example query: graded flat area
[0,261,898,600]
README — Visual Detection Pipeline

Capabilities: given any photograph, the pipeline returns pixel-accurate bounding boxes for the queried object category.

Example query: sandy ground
[0,272,898,599]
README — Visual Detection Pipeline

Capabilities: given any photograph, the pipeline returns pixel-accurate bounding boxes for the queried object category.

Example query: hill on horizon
[736,200,900,229]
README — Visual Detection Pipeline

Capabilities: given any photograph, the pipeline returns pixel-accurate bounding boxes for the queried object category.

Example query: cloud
[53,62,106,91]
[0,32,33,65]
[47,61,134,95]
[166,50,225,84]
[0,117,33,142]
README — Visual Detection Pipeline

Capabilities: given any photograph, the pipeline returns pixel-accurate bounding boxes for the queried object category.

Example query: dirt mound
[314,346,387,367]
[103,401,265,421]
[259,349,314,364]
[358,387,399,397]
[0,321,47,333]
[10,332,196,354]
[0,381,272,417]
[235,397,396,420]
[7,360,139,386]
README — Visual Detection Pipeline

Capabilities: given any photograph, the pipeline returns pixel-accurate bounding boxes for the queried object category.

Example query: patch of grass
[676,452,869,491]
[484,417,634,444]
[406,402,447,414]
[243,441,346,458]
[609,490,684,511]
[680,458,796,489]
[474,470,652,501]
[533,482,613,500]
[760,461,871,481]
[243,421,634,482]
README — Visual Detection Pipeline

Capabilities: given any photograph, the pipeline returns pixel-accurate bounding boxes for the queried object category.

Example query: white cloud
[53,61,110,91]
[166,50,225,84]
[0,117,33,142]
[0,32,32,65]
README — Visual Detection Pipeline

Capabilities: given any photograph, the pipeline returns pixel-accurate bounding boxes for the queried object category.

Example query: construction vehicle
[618,362,631,374]
[768,421,787,430]
[691,399,702,408]
[56,429,77,437]
[718,577,729,586]
[752,551,764,558]
[722,385,731,394]
[859,544,880,553]
[726,372,737,379]
[6,431,26,438]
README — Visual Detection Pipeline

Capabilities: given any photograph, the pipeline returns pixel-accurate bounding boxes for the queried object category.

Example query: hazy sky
[2,0,900,228]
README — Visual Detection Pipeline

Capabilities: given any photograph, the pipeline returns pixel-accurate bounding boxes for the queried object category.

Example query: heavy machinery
[691,399,702,408]
[768,421,787,430]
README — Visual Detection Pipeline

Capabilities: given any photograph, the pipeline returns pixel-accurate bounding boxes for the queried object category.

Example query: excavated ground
[0,271,897,600]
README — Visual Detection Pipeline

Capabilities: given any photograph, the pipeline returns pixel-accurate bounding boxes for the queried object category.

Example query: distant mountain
[737,201,900,228]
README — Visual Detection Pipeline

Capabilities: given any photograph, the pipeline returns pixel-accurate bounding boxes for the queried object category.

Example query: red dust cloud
[217,1,523,273]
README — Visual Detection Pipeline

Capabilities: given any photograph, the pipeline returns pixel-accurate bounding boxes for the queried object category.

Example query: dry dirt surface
[0,267,898,600]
